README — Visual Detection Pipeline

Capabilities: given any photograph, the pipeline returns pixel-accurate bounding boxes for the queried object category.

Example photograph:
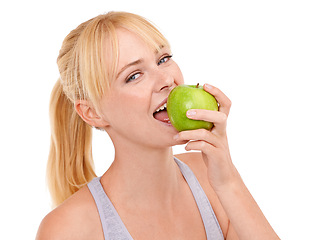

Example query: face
[98,28,184,149]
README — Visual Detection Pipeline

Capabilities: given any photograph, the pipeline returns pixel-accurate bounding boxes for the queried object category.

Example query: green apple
[167,84,218,131]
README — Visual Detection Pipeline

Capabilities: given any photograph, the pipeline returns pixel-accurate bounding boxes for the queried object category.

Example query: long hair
[47,11,170,207]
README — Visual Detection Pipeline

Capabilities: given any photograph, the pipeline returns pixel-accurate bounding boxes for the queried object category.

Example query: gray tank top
[87,157,224,240]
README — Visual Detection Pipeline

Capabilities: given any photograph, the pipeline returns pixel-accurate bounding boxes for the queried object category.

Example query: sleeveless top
[87,157,224,240]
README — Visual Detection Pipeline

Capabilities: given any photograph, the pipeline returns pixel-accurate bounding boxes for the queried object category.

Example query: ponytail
[47,80,96,207]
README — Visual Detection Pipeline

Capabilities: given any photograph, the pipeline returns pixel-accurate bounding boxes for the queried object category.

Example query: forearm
[177,85,279,238]
[214,173,280,240]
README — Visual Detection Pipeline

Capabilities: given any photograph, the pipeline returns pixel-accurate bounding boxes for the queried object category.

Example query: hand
[174,83,239,191]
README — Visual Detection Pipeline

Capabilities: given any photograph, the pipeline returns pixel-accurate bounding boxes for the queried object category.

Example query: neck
[101,142,183,208]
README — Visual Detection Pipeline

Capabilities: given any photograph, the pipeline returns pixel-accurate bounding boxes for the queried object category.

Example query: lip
[153,97,168,113]
[152,97,173,127]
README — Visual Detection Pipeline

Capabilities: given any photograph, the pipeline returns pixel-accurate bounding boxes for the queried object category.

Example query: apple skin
[167,84,218,132]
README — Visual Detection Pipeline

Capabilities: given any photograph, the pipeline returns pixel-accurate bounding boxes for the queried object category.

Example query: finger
[186,109,228,134]
[203,84,232,116]
[185,140,216,156]
[176,128,225,148]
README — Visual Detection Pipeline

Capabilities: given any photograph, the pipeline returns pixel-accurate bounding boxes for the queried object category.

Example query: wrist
[211,170,245,196]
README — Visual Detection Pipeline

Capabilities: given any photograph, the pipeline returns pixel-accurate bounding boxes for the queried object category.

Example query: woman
[36,11,279,239]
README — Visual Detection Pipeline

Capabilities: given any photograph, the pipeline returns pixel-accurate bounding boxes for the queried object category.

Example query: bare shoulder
[36,186,103,240]
[175,152,230,236]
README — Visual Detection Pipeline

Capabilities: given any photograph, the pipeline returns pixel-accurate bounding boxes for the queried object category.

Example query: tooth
[155,103,167,112]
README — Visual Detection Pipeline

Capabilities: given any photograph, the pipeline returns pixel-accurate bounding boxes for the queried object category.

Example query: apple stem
[196,83,199,88]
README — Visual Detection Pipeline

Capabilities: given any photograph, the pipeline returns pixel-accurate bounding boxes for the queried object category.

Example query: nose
[153,69,175,92]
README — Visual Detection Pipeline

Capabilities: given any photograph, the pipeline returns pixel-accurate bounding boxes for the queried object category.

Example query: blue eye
[126,72,141,83]
[158,54,173,66]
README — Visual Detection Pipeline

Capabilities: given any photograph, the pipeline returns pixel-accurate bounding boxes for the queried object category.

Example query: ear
[74,100,109,128]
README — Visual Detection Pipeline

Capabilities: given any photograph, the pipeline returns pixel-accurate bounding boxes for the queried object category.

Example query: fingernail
[204,83,212,89]
[186,110,196,117]
[174,134,179,140]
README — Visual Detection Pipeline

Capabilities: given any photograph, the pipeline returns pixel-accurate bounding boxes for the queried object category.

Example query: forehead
[116,28,168,64]
[117,28,151,53]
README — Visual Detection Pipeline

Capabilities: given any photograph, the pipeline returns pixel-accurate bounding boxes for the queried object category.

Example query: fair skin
[36,28,279,239]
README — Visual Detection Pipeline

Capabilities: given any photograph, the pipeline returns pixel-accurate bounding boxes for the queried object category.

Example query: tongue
[154,109,170,123]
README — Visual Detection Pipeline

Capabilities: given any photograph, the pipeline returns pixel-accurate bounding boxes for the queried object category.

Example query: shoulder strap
[87,177,133,240]
[174,157,224,240]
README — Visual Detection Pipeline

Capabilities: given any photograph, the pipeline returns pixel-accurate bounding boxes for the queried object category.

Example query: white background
[1,0,322,239]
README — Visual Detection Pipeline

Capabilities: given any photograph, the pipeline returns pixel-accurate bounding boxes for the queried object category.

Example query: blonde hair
[48,11,170,207]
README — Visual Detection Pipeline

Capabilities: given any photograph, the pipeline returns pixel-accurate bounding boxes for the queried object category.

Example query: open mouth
[153,100,171,124]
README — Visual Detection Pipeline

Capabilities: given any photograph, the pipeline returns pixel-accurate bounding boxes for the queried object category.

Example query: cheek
[101,91,149,125]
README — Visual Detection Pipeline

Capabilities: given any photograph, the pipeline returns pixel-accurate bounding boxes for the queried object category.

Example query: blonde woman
[36,12,279,240]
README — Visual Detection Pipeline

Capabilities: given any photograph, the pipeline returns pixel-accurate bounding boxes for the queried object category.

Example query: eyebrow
[116,59,143,79]
[116,45,167,79]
